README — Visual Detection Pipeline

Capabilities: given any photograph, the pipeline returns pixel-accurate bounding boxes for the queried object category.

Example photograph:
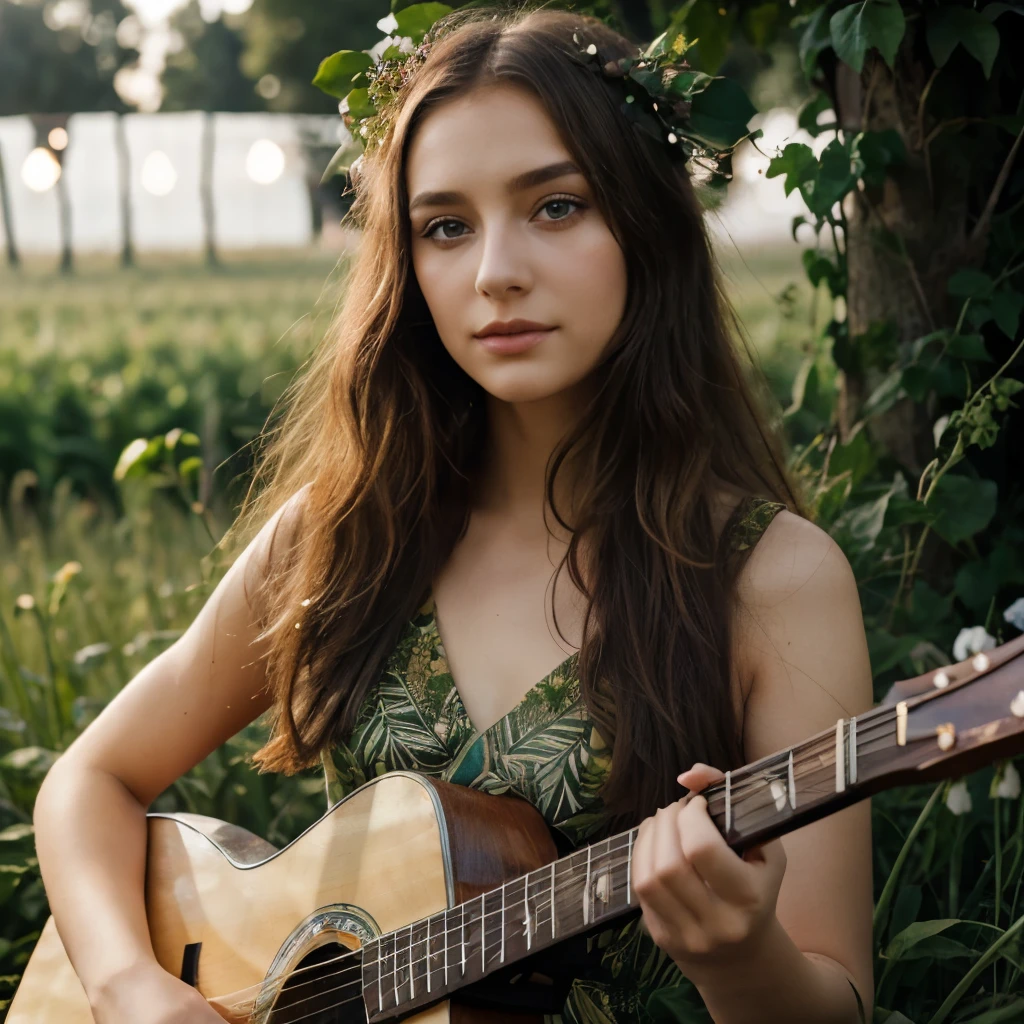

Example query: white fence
[0,106,818,257]
[0,111,346,255]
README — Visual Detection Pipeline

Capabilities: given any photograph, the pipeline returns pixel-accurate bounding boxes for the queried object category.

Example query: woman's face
[406,84,628,405]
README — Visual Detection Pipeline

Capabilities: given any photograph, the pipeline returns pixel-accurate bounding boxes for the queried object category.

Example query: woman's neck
[472,382,595,525]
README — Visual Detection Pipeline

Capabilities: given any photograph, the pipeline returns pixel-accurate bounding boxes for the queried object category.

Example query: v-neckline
[423,591,581,738]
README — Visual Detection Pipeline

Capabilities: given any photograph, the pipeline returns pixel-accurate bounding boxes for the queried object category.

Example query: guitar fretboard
[360,828,639,1019]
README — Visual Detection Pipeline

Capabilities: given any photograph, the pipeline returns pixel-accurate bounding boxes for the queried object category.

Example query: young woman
[32,5,874,1023]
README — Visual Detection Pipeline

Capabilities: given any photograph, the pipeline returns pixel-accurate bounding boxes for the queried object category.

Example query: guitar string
[228,843,642,1024]
[245,711,900,1024]
[211,710,902,1015]
[225,736,874,1023]
[211,708,902,1015]
[218,716,905,1019]
[217,840,628,1015]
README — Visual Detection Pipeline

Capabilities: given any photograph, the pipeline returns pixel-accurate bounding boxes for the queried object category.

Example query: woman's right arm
[31,489,308,1020]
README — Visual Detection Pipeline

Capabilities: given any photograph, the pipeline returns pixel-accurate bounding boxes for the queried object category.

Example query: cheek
[560,227,628,349]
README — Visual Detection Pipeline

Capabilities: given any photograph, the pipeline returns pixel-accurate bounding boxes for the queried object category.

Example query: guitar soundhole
[265,942,366,1024]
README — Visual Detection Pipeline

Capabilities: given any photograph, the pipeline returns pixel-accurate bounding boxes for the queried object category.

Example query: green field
[3,245,1021,1021]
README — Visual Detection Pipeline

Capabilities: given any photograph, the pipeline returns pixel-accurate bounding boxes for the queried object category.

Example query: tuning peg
[1011,691,1024,718]
[936,723,956,751]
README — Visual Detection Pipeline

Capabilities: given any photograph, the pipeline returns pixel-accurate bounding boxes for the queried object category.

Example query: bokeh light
[140,150,177,196]
[21,148,62,192]
[256,74,281,100]
[246,139,285,185]
[48,127,69,151]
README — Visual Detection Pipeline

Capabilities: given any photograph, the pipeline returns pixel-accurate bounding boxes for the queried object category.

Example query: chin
[471,367,584,406]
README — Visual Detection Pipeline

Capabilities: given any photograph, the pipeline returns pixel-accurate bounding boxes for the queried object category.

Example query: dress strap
[721,495,787,563]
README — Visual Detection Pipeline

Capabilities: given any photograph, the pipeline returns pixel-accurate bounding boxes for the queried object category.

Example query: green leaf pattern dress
[320,497,786,1023]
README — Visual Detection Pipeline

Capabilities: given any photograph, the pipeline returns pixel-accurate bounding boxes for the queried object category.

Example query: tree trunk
[200,111,219,267]
[116,113,134,269]
[0,140,19,268]
[833,48,974,480]
[56,154,73,274]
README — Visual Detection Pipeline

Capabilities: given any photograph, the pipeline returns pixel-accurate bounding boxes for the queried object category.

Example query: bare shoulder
[243,482,314,618]
[731,510,873,753]
[736,508,847,606]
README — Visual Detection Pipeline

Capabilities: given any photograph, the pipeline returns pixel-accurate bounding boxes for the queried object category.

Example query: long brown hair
[231,1,804,833]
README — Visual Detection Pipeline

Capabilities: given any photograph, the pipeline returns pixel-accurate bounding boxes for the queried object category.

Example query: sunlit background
[0,0,829,259]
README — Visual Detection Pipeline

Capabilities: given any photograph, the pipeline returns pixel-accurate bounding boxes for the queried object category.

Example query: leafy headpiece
[312,3,760,189]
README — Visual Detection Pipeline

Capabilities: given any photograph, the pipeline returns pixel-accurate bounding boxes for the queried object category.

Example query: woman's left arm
[632,511,875,1023]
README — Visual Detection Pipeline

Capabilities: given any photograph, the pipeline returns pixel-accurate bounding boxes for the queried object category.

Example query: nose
[474,217,533,299]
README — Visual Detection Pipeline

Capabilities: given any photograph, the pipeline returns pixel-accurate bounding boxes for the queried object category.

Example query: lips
[473,318,555,337]
[474,328,555,355]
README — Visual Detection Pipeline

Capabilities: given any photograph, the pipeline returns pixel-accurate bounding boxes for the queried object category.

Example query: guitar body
[8,772,555,1023]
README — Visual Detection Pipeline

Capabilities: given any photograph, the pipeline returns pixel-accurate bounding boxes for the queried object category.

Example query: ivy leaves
[817,0,1014,81]
[830,0,905,74]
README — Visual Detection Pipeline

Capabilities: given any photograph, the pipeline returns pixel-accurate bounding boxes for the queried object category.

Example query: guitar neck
[360,705,890,1021]
[361,634,1024,1021]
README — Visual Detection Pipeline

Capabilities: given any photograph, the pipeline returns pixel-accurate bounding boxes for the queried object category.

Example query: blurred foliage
[238,0,390,113]
[160,0,265,113]
[0,0,139,115]
[0,255,345,514]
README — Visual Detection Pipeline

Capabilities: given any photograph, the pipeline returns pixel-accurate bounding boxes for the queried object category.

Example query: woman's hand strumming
[90,960,236,1024]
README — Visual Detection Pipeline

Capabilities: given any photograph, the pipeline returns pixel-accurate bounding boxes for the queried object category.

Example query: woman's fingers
[678,795,755,904]
[677,762,726,794]
[641,803,717,923]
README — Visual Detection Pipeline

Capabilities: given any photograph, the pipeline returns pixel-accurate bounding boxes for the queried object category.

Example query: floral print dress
[320,496,787,1023]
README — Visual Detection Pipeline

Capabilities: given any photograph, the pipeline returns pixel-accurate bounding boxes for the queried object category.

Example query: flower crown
[312,3,760,190]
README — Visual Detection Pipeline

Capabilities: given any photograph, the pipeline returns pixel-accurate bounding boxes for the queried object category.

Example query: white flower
[1004,597,1024,632]
[932,414,950,449]
[953,626,997,662]
[991,761,1021,800]
[396,35,415,54]
[376,12,399,33]
[945,779,973,815]
[73,642,111,666]
[368,35,395,61]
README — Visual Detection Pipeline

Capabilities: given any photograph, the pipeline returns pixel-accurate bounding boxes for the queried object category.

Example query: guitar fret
[480,892,486,973]
[550,860,556,938]
[524,869,533,949]
[461,902,467,976]
[391,929,399,1009]
[622,823,630,905]
[835,718,845,793]
[582,845,592,925]
[403,925,411,995]
[500,881,506,963]
[850,716,857,785]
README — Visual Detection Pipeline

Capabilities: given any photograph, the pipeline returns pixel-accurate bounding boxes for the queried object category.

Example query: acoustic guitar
[9,632,1024,1024]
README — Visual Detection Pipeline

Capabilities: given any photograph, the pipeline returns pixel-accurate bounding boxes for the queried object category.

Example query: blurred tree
[160,1,264,113]
[239,0,388,113]
[0,0,139,115]
[0,0,140,271]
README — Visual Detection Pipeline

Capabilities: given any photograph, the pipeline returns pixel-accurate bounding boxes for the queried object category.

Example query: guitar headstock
[873,631,1024,786]
[702,631,1024,853]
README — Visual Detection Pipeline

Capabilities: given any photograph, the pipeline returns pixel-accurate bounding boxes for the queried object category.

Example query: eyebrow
[408,160,584,213]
